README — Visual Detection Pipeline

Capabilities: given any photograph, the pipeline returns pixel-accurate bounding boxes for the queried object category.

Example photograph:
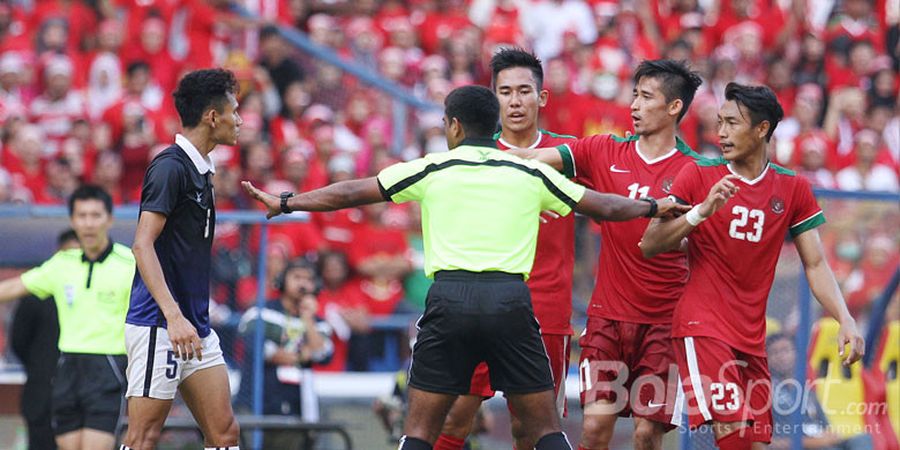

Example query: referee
[242,85,689,450]
[0,185,134,450]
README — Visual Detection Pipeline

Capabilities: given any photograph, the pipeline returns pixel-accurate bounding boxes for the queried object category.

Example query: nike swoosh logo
[648,401,666,408]
[609,164,630,173]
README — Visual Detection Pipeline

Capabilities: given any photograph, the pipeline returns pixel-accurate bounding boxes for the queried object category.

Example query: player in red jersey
[511,59,703,450]
[432,48,577,450]
[641,83,864,450]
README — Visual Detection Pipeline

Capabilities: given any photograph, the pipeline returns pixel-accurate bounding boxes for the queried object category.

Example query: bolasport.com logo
[577,359,888,435]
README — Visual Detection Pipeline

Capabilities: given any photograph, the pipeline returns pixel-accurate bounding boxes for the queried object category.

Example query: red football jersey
[669,160,825,356]
[497,130,577,335]
[560,134,700,323]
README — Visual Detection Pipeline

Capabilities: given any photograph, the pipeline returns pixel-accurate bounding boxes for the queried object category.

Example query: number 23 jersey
[669,158,824,356]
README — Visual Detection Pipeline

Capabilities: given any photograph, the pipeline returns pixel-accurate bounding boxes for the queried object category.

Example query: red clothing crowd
[0,0,897,370]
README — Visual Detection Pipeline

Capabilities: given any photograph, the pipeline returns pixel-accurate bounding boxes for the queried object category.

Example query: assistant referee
[242,85,688,450]
[0,185,135,450]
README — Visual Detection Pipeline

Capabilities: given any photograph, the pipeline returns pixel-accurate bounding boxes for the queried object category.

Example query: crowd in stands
[0,0,897,372]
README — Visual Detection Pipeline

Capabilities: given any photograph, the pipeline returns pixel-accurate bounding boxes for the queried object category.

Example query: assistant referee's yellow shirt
[377,140,586,279]
[21,242,135,355]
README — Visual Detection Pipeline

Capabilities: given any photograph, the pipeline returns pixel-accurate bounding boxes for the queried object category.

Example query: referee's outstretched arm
[0,276,30,303]
[574,189,690,222]
[242,178,385,219]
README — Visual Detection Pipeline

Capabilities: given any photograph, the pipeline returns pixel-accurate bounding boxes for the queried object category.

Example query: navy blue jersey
[127,136,216,337]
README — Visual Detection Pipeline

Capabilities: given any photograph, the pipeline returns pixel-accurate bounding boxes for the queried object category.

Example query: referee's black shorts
[408,270,554,395]
[53,353,127,435]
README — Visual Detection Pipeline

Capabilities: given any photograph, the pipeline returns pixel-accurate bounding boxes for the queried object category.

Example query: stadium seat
[876,321,900,443]
[808,317,867,438]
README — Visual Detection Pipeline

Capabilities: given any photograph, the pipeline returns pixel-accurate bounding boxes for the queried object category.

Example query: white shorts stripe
[670,375,685,427]
[685,337,713,422]
[125,324,226,400]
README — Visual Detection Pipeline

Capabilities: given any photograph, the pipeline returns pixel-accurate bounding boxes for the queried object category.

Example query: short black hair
[57,228,78,247]
[126,61,150,78]
[444,85,500,139]
[490,47,543,90]
[67,184,113,216]
[633,59,703,122]
[173,68,238,128]
[724,82,784,142]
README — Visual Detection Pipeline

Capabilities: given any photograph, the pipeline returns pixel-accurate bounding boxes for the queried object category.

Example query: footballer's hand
[539,211,560,223]
[167,313,203,361]
[242,181,282,219]
[838,318,865,366]
[655,197,692,219]
[698,175,739,218]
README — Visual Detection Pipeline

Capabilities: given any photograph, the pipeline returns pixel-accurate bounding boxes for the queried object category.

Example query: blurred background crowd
[0,0,897,374]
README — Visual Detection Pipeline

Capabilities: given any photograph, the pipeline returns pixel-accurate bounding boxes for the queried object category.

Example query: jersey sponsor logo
[770,196,785,214]
[64,284,75,307]
[194,191,203,203]
[609,164,630,173]
[661,177,674,194]
[648,400,667,408]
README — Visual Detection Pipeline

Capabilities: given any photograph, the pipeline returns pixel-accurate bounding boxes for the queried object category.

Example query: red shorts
[468,333,570,417]
[673,336,773,443]
[577,317,681,429]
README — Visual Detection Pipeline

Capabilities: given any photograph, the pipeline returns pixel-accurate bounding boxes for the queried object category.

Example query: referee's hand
[242,181,282,219]
[168,314,203,361]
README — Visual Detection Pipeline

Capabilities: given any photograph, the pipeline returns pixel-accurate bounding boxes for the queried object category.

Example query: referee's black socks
[536,431,573,449]
[398,436,432,449]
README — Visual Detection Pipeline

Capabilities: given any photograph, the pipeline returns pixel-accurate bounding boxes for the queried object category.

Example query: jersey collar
[497,131,543,149]
[459,137,498,149]
[727,162,770,185]
[82,240,114,263]
[175,134,216,175]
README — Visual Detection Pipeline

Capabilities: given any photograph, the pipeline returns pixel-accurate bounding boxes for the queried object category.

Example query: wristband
[685,205,707,226]
[280,191,295,214]
[639,197,657,218]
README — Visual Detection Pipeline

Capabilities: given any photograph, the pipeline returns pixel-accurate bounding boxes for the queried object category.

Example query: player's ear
[538,89,549,108]
[668,99,683,119]
[757,120,770,141]
[204,107,218,128]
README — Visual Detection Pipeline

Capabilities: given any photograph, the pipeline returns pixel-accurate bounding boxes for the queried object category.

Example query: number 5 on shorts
[166,350,178,379]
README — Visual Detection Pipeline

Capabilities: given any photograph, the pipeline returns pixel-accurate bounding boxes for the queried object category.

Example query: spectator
[28,55,85,156]
[520,0,598,63]
[835,129,899,191]
[316,251,371,372]
[767,333,873,450]
[258,25,305,98]
[238,258,334,449]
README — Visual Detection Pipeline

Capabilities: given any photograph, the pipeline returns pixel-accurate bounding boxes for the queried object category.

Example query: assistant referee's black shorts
[53,353,127,435]
[408,270,554,395]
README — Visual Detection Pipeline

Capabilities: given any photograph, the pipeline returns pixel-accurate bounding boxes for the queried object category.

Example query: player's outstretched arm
[795,229,865,366]
[0,277,28,303]
[133,211,203,361]
[242,178,386,219]
[507,146,565,171]
[574,190,690,222]
[641,175,740,258]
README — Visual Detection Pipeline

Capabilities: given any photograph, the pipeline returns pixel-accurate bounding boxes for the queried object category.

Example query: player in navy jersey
[121,69,243,450]
[641,83,864,450]
[510,60,703,450]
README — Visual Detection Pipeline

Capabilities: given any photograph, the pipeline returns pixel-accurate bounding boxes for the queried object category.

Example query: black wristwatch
[639,197,657,218]
[280,191,295,214]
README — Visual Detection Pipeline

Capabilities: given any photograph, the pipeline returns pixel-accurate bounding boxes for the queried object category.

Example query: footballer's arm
[641,175,739,258]
[795,229,864,366]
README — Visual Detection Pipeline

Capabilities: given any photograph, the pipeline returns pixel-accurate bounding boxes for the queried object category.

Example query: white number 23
[728,206,765,242]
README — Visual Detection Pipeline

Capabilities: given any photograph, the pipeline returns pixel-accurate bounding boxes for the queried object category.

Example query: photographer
[237,258,335,449]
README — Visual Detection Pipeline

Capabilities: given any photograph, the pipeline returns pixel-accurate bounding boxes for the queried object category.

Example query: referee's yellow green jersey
[377,139,586,279]
[21,242,134,355]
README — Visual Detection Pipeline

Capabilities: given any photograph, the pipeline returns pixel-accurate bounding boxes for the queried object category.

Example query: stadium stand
[0,0,898,448]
